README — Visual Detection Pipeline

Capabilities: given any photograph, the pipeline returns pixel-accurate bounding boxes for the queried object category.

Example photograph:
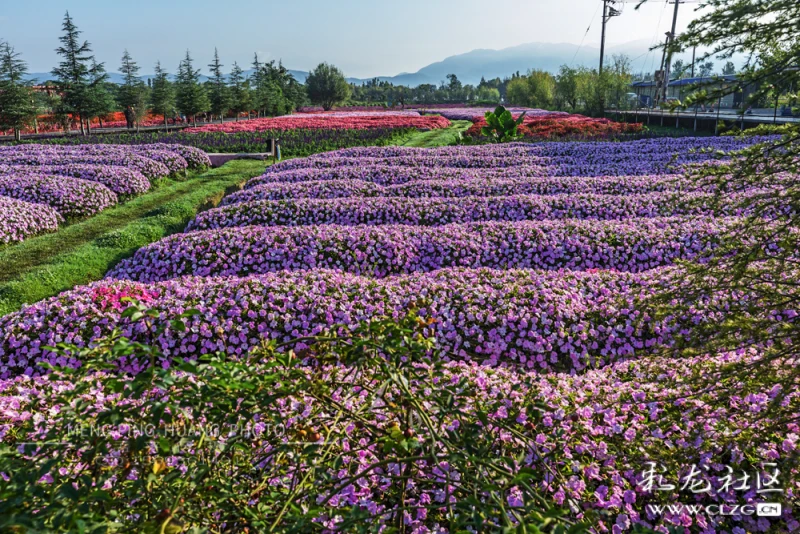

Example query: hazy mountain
[23,39,707,88]
[282,40,666,87]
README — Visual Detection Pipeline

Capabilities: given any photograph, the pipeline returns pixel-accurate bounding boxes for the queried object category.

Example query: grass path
[399,120,473,148]
[0,160,267,316]
[0,122,470,317]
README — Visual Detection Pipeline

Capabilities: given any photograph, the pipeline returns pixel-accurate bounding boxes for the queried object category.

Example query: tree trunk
[14,128,21,141]
[164,115,169,133]
[34,118,39,134]
[79,117,85,136]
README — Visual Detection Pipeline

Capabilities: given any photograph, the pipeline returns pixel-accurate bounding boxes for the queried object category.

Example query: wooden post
[774,93,779,124]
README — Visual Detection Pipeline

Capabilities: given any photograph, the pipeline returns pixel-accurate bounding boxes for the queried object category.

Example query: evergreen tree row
[0,11,310,136]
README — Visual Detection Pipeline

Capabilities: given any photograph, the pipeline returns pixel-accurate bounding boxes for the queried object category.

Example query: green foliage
[149,200,196,219]
[505,70,556,109]
[480,105,527,143]
[638,0,800,395]
[0,41,37,139]
[505,77,530,107]
[475,86,500,103]
[0,309,585,532]
[207,47,230,120]
[306,62,351,110]
[175,50,210,124]
[118,49,149,126]
[94,222,162,249]
[84,58,115,130]
[721,60,736,76]
[671,59,688,79]
[249,56,302,116]
[149,61,175,128]
[400,120,473,148]
[349,75,502,107]
[697,61,715,77]
[503,59,632,115]
[51,11,106,133]
[554,65,580,111]
[227,61,251,119]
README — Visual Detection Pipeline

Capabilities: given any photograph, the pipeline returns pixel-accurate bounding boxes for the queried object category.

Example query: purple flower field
[226,175,687,203]
[1,137,796,532]
[0,143,210,245]
[193,191,772,231]
[0,163,151,196]
[110,217,734,281]
[0,174,118,218]
[0,195,62,244]
[0,267,663,376]
[4,349,796,532]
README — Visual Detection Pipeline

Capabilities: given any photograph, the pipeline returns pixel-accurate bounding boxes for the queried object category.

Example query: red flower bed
[466,113,643,140]
[92,112,181,129]
[2,112,181,136]
[184,112,450,134]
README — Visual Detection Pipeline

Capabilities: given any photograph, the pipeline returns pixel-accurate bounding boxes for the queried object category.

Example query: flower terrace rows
[183,110,451,134]
[0,135,796,532]
[0,143,210,245]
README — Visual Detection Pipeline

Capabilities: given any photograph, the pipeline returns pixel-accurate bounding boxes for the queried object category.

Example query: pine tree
[118,49,149,130]
[150,61,175,131]
[228,61,251,121]
[176,50,210,126]
[85,58,114,133]
[51,11,94,134]
[250,52,263,117]
[0,41,37,140]
[208,48,230,122]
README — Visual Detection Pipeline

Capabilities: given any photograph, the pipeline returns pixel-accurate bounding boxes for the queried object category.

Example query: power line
[570,1,602,66]
[642,0,669,77]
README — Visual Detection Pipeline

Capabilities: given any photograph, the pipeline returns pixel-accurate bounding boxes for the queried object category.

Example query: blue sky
[0,0,702,76]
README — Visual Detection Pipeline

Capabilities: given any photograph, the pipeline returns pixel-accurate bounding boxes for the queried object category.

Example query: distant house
[31,85,60,96]
[630,75,755,109]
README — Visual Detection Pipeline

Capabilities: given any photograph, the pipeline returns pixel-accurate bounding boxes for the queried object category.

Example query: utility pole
[599,0,621,75]
[654,34,669,108]
[600,0,608,74]
[662,0,682,103]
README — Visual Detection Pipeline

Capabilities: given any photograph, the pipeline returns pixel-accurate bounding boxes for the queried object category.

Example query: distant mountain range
[24,39,704,88]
